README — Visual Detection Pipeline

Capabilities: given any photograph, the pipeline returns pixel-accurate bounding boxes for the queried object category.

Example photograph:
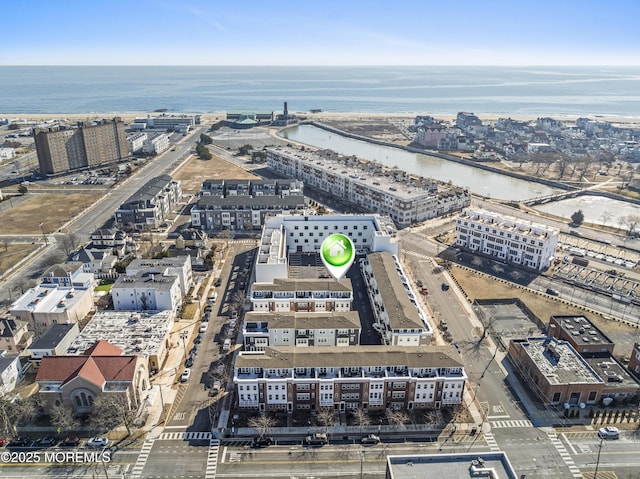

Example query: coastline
[3,111,640,126]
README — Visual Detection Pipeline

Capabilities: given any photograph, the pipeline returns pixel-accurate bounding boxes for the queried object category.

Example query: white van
[222,339,231,352]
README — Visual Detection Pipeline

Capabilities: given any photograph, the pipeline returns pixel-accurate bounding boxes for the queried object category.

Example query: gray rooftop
[119,175,173,208]
[585,357,640,391]
[386,452,518,479]
[28,323,78,350]
[236,345,461,369]
[244,311,361,330]
[367,252,428,331]
[519,337,603,385]
[252,277,352,293]
[550,315,615,348]
[195,195,305,209]
[112,271,178,291]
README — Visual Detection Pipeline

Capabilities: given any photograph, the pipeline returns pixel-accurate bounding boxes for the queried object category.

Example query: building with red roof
[36,340,149,415]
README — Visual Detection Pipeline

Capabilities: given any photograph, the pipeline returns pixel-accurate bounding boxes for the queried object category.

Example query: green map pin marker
[320,233,355,280]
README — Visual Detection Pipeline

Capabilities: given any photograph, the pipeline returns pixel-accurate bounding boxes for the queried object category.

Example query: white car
[180,368,191,382]
[208,292,218,303]
[199,323,208,333]
[598,426,619,439]
[86,437,109,448]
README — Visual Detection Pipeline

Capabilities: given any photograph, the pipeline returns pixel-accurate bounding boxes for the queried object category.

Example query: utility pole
[39,222,48,245]
[593,436,604,479]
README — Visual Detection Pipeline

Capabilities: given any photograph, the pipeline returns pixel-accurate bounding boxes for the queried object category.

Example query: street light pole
[39,222,48,245]
[593,436,604,479]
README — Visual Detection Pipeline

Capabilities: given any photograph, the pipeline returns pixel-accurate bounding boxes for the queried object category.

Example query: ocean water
[1,66,640,116]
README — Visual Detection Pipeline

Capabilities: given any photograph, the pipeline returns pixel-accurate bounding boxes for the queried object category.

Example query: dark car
[33,436,57,447]
[214,279,222,287]
[360,434,380,445]
[204,305,212,313]
[441,282,450,291]
[8,437,31,448]
[185,357,194,367]
[251,436,274,448]
[60,436,80,447]
[304,433,328,446]
[546,288,560,296]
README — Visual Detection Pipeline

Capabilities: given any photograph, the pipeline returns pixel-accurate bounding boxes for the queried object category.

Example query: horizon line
[1,64,639,68]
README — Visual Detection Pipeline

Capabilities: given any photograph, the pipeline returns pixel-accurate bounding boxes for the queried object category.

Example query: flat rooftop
[460,207,558,238]
[519,337,603,385]
[268,146,460,201]
[66,310,174,358]
[252,277,352,294]
[244,311,361,330]
[367,252,431,332]
[386,452,518,479]
[550,315,614,347]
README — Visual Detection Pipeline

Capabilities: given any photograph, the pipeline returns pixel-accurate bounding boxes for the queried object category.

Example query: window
[552,392,561,403]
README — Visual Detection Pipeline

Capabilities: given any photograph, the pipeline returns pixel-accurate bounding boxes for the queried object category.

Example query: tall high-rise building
[34,118,128,176]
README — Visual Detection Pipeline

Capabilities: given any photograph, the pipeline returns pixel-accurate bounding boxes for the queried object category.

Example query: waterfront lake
[279,124,560,201]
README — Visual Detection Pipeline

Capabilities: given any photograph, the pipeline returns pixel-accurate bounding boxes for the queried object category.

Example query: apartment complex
[455,207,559,270]
[360,252,432,345]
[250,278,353,313]
[127,132,147,153]
[114,175,181,230]
[191,179,306,231]
[142,133,170,155]
[234,345,465,412]
[255,214,399,283]
[126,257,192,295]
[266,147,470,226]
[243,311,361,351]
[111,270,182,312]
[34,118,128,176]
[132,114,198,132]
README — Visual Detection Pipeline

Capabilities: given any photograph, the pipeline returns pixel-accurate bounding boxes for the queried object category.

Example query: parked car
[304,432,328,446]
[86,437,109,448]
[33,436,57,447]
[199,323,208,333]
[194,333,202,344]
[211,380,222,395]
[204,305,212,313]
[180,368,191,382]
[231,310,238,320]
[416,279,424,288]
[60,436,81,447]
[8,437,31,447]
[185,357,194,367]
[546,288,560,296]
[360,434,380,445]
[214,279,222,287]
[441,282,450,291]
[598,426,619,439]
[208,292,218,303]
[251,436,274,448]
[0,437,7,447]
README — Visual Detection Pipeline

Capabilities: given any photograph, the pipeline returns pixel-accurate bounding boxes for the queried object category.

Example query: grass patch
[0,192,102,235]
[0,243,40,273]
[180,302,199,320]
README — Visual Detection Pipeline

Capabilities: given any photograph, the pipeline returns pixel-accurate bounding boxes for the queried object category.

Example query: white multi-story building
[142,133,170,155]
[266,147,470,226]
[455,207,559,270]
[360,253,432,345]
[250,278,353,313]
[234,345,466,412]
[243,311,361,351]
[114,175,181,230]
[255,214,399,283]
[0,148,16,161]
[126,257,193,295]
[127,132,147,153]
[10,284,94,332]
[110,270,181,312]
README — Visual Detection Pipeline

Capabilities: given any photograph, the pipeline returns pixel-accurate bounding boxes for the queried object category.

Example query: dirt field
[0,243,39,273]
[449,264,640,357]
[0,192,102,235]
[172,155,259,194]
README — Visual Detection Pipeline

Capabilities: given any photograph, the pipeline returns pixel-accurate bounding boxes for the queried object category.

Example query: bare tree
[50,403,79,432]
[621,215,640,236]
[385,409,409,429]
[351,408,371,429]
[89,394,136,436]
[474,302,498,345]
[248,413,277,438]
[229,290,245,313]
[59,234,75,257]
[599,210,612,228]
[2,239,9,253]
[316,407,336,428]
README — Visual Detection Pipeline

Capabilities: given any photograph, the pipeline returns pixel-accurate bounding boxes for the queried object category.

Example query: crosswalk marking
[130,439,154,479]
[205,439,220,479]
[158,431,213,441]
[490,419,533,429]
[548,432,582,479]
[483,431,500,452]
[405,250,430,260]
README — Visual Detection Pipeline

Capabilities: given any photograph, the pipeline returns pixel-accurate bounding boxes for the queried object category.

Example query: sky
[1,0,639,66]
